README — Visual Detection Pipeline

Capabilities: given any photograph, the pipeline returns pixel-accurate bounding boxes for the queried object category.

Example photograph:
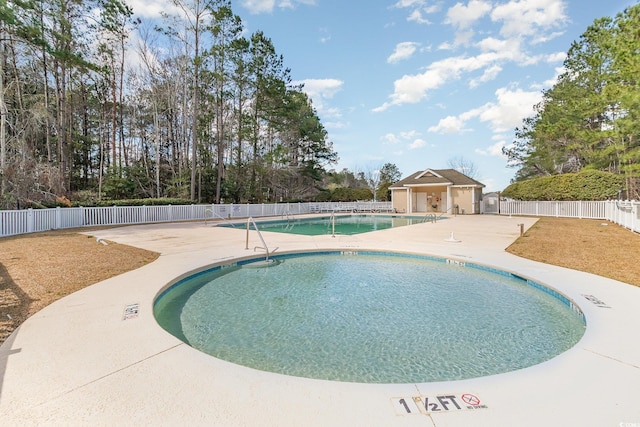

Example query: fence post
[27,208,34,233]
[578,201,582,219]
[56,206,62,229]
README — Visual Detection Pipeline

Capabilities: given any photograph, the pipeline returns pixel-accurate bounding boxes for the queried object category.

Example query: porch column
[447,186,452,213]
[472,187,476,214]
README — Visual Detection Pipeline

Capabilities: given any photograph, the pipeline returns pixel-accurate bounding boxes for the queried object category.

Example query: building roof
[389,168,485,189]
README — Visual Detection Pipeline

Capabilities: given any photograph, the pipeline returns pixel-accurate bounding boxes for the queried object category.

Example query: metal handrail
[423,213,437,223]
[282,210,293,221]
[205,209,236,227]
[330,210,336,237]
[245,217,277,261]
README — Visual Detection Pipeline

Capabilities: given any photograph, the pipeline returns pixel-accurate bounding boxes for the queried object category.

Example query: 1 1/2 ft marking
[392,393,486,416]
[424,395,461,411]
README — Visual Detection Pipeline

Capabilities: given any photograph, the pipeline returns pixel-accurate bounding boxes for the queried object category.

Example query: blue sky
[131,0,637,191]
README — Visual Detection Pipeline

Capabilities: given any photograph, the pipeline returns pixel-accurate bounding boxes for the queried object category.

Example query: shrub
[502,170,625,200]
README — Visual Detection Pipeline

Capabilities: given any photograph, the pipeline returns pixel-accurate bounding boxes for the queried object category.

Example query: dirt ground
[1,217,639,345]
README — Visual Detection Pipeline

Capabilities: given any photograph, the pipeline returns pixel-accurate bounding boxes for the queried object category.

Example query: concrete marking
[392,393,487,416]
[582,294,611,308]
[123,303,140,320]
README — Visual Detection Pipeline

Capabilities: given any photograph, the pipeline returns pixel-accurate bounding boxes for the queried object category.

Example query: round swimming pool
[154,251,586,384]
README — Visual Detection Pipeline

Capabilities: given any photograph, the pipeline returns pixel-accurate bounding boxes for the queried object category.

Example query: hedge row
[501,170,625,201]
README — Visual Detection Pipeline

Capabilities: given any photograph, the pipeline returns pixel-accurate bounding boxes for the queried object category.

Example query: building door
[416,193,427,212]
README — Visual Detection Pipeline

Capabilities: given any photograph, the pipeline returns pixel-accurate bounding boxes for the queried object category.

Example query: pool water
[154,252,586,384]
[228,214,429,236]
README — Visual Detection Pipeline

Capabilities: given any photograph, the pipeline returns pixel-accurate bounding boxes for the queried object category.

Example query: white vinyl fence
[497,200,640,234]
[2,200,638,238]
[0,201,394,238]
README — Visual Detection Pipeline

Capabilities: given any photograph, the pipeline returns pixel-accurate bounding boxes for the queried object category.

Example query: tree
[246,31,289,202]
[161,0,216,201]
[504,7,640,198]
[377,162,401,201]
[207,1,242,203]
[607,5,640,198]
[447,156,479,179]
[0,0,350,207]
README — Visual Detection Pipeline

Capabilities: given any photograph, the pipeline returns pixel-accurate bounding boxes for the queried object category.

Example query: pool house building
[390,168,485,214]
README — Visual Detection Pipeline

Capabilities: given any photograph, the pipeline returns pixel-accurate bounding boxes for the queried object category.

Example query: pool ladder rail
[423,213,437,223]
[330,211,336,237]
[245,217,278,261]
[205,209,237,227]
[282,211,295,231]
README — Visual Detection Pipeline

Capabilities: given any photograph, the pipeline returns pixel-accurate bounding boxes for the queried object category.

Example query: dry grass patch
[0,229,159,343]
[507,217,640,287]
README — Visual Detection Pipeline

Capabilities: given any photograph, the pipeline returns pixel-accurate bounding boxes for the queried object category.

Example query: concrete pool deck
[1,214,639,426]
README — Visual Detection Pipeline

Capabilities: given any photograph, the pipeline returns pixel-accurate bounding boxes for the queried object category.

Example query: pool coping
[1,215,639,426]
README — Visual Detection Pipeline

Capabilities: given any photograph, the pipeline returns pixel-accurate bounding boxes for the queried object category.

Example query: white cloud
[374,52,503,111]
[324,121,346,129]
[128,0,181,18]
[407,9,432,24]
[428,115,471,134]
[387,42,421,64]
[475,140,507,157]
[393,0,438,24]
[423,4,441,14]
[477,37,519,55]
[382,130,421,145]
[428,86,542,139]
[241,0,275,14]
[293,78,343,118]
[532,30,565,44]
[469,64,502,88]
[296,78,343,99]
[475,36,535,65]
[240,0,315,14]
[318,27,331,44]
[437,41,454,51]
[400,130,421,140]
[545,51,566,63]
[392,0,426,8]
[453,29,475,46]
[322,107,342,119]
[491,0,568,39]
[478,86,542,132]
[445,0,492,30]
[531,65,564,90]
[442,0,492,47]
[382,133,400,144]
[409,138,427,149]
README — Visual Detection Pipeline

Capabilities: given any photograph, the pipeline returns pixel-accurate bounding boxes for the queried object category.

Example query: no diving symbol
[461,394,480,406]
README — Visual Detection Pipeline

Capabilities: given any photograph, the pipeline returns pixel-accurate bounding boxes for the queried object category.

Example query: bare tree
[447,156,479,179]
[357,164,382,201]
